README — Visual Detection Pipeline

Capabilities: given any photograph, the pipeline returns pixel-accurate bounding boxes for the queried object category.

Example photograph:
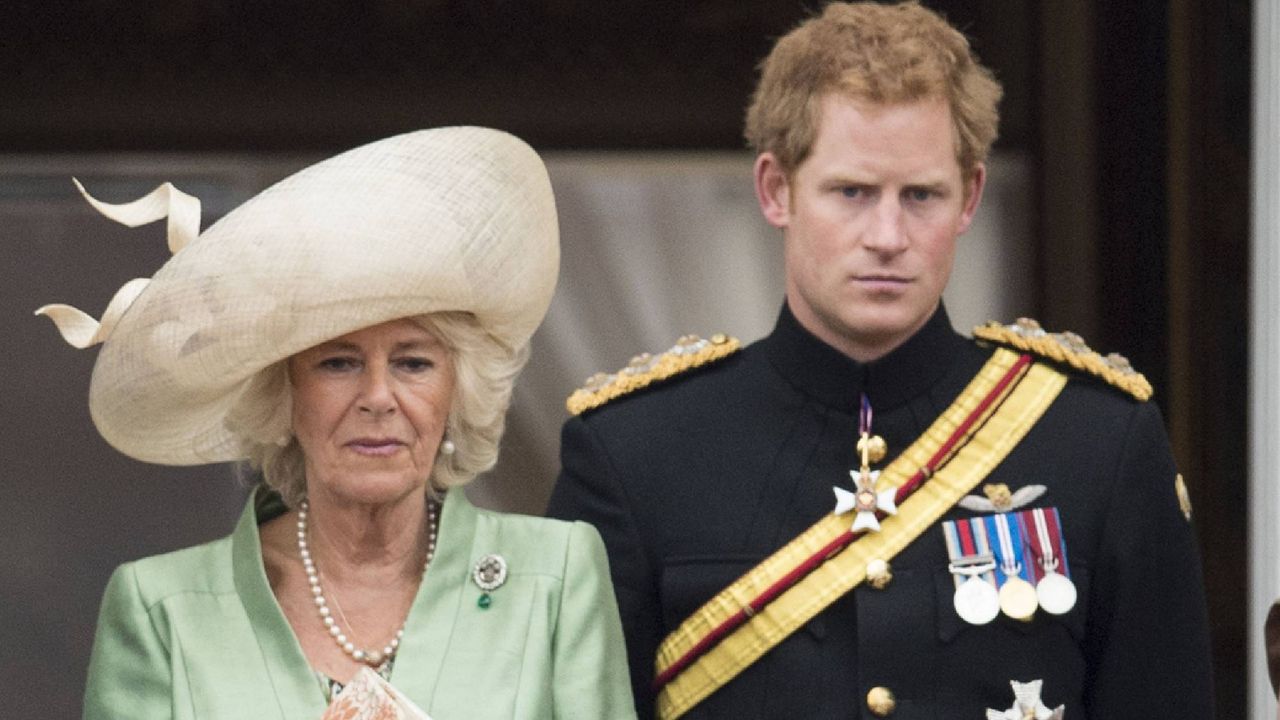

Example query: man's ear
[956,162,987,235]
[754,152,792,229]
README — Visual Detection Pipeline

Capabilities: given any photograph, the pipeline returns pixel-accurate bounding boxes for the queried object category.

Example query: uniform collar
[763,301,968,413]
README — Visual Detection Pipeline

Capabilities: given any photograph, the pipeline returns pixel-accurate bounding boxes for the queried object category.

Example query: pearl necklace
[297,499,436,667]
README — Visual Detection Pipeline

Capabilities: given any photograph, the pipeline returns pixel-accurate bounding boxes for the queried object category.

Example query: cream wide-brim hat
[38,127,559,465]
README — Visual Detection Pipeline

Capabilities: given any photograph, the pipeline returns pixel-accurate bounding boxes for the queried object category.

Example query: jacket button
[866,686,896,716]
[866,559,893,589]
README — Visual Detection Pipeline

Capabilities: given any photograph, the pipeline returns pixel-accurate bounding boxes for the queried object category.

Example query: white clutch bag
[321,667,433,720]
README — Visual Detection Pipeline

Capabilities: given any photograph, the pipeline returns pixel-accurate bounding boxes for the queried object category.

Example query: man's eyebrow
[905,180,952,191]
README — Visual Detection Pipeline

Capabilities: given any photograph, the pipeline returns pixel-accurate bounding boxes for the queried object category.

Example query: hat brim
[86,127,559,465]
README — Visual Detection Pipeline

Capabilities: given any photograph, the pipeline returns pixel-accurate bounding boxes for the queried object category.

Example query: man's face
[754,94,985,362]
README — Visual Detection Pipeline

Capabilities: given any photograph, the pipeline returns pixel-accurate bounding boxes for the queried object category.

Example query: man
[548,2,1214,718]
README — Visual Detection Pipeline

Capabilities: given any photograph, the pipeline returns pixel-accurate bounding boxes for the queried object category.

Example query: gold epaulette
[566,333,741,415]
[973,318,1152,401]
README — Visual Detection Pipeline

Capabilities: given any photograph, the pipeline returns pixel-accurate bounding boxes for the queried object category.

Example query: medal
[1026,507,1077,615]
[986,679,1065,720]
[955,577,1000,625]
[832,395,895,533]
[997,576,1038,621]
[991,513,1037,621]
[949,555,1000,625]
[942,520,1001,625]
[1036,570,1077,615]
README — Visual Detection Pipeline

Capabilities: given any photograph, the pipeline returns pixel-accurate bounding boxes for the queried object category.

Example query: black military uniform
[547,303,1214,719]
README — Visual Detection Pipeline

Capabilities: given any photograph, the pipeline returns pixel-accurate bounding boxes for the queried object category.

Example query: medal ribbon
[859,394,873,438]
[856,393,874,482]
[942,518,997,590]
[990,513,1026,584]
[1021,507,1070,579]
[854,393,875,493]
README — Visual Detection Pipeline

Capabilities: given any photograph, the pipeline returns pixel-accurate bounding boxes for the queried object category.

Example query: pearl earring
[440,439,456,456]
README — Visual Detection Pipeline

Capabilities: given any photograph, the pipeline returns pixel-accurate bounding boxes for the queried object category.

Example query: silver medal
[1036,570,1077,615]
[948,555,998,626]
[954,576,1000,625]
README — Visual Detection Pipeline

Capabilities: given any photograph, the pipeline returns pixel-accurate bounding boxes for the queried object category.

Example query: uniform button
[866,559,893,589]
[866,686,896,716]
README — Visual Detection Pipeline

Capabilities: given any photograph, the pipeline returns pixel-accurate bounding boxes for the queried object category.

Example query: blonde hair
[227,312,528,507]
[744,1,1002,180]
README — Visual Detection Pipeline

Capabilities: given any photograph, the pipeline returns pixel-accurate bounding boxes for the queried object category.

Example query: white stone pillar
[1251,1,1280,717]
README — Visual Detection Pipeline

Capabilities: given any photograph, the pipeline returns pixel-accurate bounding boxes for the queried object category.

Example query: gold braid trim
[566,334,741,415]
[973,318,1153,401]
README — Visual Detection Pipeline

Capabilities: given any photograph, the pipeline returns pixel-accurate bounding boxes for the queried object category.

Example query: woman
[38,128,635,719]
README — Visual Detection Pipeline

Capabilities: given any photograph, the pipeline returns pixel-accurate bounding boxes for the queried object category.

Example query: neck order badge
[833,395,896,532]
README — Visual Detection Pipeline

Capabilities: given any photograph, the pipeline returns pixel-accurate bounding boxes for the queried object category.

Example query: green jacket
[83,487,635,719]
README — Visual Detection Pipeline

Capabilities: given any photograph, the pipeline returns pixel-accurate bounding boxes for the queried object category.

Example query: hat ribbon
[34,180,202,349]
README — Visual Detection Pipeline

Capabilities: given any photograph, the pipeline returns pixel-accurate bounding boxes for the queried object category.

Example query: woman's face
[288,318,455,506]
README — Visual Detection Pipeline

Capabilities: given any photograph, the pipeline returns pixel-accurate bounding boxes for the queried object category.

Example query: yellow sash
[655,349,1067,719]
